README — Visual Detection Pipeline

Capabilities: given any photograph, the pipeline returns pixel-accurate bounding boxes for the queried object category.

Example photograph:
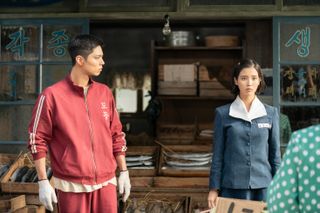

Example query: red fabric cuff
[32,152,47,160]
[114,152,126,157]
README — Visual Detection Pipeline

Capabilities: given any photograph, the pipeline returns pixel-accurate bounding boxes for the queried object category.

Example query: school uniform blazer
[209,98,281,190]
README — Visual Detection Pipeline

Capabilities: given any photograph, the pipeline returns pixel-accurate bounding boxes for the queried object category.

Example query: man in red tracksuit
[28,34,131,213]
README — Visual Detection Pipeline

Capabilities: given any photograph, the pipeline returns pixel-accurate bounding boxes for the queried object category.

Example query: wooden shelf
[154,46,243,51]
[280,101,320,107]
[156,95,234,100]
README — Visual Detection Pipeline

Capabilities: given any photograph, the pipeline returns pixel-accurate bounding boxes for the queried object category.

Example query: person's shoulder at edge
[292,124,320,139]
[285,124,320,153]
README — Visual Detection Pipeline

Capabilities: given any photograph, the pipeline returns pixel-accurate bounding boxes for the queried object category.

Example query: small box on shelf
[157,64,197,96]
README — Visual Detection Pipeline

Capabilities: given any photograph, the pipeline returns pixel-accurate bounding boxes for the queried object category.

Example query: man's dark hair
[231,58,266,95]
[68,34,104,65]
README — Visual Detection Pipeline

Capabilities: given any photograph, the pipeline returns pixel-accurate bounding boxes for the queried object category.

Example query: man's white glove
[118,170,131,202]
[38,179,57,211]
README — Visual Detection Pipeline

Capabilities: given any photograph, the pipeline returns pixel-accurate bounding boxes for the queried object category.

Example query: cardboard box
[216,197,266,213]
[199,197,267,213]
[158,64,197,82]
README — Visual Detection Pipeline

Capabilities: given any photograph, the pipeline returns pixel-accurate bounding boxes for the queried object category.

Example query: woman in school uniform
[208,58,281,208]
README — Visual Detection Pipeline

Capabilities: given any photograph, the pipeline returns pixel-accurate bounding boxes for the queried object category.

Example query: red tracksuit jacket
[28,75,126,185]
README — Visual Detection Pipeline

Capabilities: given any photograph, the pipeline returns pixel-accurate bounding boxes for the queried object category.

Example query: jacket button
[247,162,251,166]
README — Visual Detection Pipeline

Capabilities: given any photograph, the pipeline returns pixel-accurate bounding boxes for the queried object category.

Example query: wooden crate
[205,35,240,47]
[0,153,18,183]
[188,193,208,213]
[195,123,213,144]
[158,64,197,81]
[15,205,46,213]
[25,195,41,206]
[1,153,52,194]
[156,124,196,145]
[125,146,159,177]
[154,177,208,188]
[158,145,212,177]
[130,177,154,188]
[158,81,197,96]
[122,192,189,213]
[0,195,26,212]
[199,81,233,98]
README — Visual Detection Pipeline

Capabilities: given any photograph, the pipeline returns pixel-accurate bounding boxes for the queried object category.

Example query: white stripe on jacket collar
[229,95,267,122]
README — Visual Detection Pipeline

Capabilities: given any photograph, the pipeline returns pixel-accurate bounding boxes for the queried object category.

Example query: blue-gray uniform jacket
[209,103,281,190]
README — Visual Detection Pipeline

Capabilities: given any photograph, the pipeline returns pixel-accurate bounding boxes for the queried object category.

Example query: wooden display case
[150,39,245,139]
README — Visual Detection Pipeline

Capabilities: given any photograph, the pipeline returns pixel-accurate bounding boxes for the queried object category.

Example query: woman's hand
[208,189,219,209]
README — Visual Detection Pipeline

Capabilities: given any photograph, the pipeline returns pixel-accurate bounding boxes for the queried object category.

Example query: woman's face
[234,66,261,98]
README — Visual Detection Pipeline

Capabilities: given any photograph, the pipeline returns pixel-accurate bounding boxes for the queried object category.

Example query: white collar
[229,95,267,122]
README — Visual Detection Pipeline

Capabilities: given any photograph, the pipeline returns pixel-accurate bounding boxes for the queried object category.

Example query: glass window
[0,19,88,145]
[1,25,40,62]
[42,64,71,89]
[43,25,82,62]
[0,105,33,141]
[281,106,320,131]
[281,64,320,103]
[280,23,320,62]
[0,65,38,101]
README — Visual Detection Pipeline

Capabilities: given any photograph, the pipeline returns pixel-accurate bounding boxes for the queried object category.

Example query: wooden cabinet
[150,40,245,142]
[126,37,246,212]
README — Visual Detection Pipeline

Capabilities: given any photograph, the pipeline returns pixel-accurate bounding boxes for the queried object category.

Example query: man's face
[82,46,105,77]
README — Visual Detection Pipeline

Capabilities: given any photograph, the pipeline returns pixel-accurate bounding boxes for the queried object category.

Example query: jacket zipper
[84,87,97,184]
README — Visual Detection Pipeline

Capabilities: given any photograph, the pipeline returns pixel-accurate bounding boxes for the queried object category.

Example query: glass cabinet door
[1,24,40,62]
[273,17,320,147]
[0,19,88,144]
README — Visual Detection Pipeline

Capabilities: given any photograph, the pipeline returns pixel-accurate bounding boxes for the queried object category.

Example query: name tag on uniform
[258,123,272,128]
